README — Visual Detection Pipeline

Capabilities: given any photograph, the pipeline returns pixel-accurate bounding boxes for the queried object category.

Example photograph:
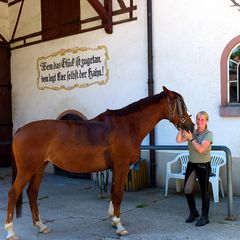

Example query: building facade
[1,0,240,194]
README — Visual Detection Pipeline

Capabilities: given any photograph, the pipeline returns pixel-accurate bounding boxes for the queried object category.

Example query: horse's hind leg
[27,163,50,234]
[5,174,31,240]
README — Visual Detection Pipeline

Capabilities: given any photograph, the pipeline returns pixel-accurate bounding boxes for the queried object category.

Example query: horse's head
[163,86,195,133]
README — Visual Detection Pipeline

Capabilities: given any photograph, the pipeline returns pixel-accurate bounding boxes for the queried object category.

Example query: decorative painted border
[37,45,109,90]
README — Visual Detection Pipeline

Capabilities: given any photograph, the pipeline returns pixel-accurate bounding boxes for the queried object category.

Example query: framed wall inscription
[37,45,109,90]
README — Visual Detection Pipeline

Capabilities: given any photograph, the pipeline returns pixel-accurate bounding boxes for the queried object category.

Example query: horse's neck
[94,95,169,144]
[123,99,168,143]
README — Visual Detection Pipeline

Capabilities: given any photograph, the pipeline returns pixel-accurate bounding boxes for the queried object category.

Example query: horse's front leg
[108,165,129,236]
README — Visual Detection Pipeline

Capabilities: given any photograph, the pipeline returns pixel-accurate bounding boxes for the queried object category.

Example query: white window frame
[228,59,240,103]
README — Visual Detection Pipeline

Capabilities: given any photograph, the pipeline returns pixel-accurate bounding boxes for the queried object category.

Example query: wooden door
[0,44,12,167]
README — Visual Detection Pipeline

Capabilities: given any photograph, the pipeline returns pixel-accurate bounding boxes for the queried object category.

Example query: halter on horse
[4,86,194,240]
[166,89,192,131]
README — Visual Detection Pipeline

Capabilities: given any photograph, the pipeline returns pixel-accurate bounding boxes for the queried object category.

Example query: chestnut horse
[5,86,194,240]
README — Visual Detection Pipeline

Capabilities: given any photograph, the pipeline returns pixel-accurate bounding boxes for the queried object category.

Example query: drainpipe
[147,0,156,187]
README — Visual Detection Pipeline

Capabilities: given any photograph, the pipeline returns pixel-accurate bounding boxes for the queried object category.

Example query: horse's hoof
[41,227,51,234]
[117,229,129,236]
[7,235,20,240]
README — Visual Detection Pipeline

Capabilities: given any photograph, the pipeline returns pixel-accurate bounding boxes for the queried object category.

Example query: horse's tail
[11,143,22,218]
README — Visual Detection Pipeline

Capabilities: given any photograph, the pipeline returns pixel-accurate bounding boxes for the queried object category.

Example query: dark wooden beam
[9,0,22,6]
[117,0,126,9]
[11,0,24,40]
[87,0,111,21]
[0,33,7,42]
[87,0,112,33]
[103,0,112,33]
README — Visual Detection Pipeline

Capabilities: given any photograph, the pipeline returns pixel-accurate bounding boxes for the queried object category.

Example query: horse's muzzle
[180,122,194,133]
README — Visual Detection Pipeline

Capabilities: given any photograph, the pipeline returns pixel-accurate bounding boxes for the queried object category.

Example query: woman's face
[196,114,207,130]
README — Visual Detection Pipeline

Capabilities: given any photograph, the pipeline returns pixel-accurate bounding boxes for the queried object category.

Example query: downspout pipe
[147,0,156,187]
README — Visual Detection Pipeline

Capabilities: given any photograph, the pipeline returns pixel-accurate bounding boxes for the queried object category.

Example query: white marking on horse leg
[108,201,114,217]
[5,222,18,240]
[35,215,51,234]
[112,216,129,236]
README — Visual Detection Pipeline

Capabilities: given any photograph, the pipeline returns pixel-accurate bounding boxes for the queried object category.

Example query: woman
[176,111,213,227]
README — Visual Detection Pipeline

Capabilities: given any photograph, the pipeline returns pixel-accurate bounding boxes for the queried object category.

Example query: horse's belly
[49,147,111,173]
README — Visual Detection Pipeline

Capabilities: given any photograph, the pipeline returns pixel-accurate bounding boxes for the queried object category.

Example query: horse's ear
[163,86,175,98]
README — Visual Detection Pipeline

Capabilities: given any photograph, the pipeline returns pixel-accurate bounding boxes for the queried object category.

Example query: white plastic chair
[209,154,226,202]
[165,152,226,203]
[165,153,189,197]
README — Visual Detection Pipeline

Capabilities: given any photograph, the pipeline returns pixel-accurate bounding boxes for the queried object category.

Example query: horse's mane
[106,92,166,116]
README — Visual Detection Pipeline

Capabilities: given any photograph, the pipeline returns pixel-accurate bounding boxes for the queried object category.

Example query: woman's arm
[183,130,211,153]
[176,129,188,143]
[190,139,211,154]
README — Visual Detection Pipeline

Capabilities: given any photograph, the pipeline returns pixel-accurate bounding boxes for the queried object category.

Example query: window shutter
[41,0,80,40]
[60,0,80,36]
[41,0,60,40]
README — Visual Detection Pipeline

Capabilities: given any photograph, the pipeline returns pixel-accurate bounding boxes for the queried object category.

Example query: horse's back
[12,119,114,173]
[13,119,111,147]
[14,120,62,145]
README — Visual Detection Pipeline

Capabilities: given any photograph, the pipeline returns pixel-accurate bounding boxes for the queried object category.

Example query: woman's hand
[183,130,211,153]
[182,130,193,141]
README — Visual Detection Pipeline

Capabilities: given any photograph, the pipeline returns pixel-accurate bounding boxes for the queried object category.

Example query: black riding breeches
[184,161,211,196]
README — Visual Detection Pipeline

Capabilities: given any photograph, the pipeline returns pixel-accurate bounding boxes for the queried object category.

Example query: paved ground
[0,167,240,240]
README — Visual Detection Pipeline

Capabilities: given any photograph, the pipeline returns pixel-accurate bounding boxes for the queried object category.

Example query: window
[220,35,240,116]
[228,45,240,103]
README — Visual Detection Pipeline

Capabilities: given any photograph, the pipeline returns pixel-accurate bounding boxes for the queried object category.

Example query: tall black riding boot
[185,193,199,223]
[195,192,210,227]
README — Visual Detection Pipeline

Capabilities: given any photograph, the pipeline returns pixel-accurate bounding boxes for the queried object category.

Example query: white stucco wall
[8,0,240,194]
[151,0,240,156]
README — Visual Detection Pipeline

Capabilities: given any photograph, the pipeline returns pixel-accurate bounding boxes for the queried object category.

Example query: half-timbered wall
[7,0,137,49]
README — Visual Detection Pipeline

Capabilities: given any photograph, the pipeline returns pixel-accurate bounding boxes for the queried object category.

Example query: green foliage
[230,45,240,59]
